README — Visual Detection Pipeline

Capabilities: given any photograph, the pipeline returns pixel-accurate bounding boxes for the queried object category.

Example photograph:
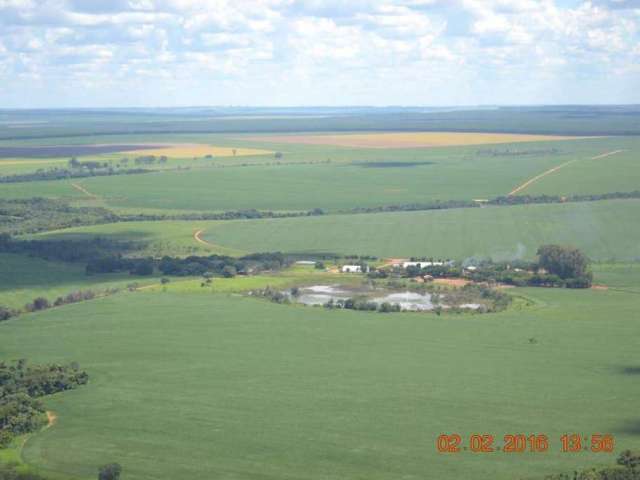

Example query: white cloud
[0,0,638,106]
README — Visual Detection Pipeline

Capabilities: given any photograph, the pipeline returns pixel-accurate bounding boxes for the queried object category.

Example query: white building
[402,261,446,269]
[341,265,363,273]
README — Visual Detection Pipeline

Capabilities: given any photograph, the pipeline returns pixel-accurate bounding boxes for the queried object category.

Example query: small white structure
[402,261,446,269]
[464,265,478,271]
[295,261,316,265]
[341,265,363,273]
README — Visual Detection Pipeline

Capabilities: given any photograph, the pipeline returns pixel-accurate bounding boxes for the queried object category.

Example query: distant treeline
[0,166,150,184]
[2,106,640,140]
[0,360,88,447]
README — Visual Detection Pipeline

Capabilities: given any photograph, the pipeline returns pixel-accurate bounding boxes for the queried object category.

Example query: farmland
[1,136,638,213]
[1,283,639,480]
[1,106,639,480]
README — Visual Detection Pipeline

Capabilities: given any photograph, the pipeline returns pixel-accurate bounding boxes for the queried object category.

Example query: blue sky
[0,0,639,107]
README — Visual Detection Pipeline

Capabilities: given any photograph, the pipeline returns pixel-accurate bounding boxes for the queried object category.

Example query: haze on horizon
[0,0,639,108]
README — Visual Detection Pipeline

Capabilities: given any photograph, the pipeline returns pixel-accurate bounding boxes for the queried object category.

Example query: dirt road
[508,150,624,196]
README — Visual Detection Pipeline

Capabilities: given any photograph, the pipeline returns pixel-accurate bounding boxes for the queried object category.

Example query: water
[291,285,482,311]
[370,291,435,311]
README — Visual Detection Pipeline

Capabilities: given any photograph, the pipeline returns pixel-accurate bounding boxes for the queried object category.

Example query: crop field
[247,131,583,148]
[0,136,637,213]
[33,199,640,261]
[1,282,639,480]
[122,143,274,158]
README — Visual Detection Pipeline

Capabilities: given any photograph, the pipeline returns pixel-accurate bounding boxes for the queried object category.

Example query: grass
[1,280,639,480]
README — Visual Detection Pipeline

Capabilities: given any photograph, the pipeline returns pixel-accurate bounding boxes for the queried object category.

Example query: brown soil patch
[591,284,609,290]
[433,278,471,287]
[45,411,57,429]
[247,132,581,149]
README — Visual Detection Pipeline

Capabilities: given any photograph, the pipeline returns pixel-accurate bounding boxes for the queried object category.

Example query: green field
[34,199,640,261]
[1,282,639,480]
[0,253,160,309]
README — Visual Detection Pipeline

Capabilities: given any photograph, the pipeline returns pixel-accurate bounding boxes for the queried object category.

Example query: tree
[274,151,283,159]
[536,245,590,280]
[98,463,122,480]
[130,259,154,276]
[618,450,640,472]
[222,265,237,278]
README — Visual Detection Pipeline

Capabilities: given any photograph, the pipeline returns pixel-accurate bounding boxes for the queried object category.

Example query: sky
[0,0,639,108]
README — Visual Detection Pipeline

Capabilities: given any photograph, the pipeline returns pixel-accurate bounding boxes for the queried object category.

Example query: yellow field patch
[248,132,585,149]
[123,144,273,158]
[0,158,67,166]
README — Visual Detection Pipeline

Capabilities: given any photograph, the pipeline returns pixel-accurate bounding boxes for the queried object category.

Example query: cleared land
[1,283,639,480]
[248,132,584,148]
[123,143,273,158]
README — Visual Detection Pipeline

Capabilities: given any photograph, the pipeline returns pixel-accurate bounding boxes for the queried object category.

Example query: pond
[291,285,481,312]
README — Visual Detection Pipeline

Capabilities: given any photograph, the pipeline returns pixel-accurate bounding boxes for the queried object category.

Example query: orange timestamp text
[437,433,615,454]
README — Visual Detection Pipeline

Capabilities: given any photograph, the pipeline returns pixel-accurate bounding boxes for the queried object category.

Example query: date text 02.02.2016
[437,434,615,454]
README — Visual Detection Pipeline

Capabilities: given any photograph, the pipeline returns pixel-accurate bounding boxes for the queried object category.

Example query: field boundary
[508,150,624,196]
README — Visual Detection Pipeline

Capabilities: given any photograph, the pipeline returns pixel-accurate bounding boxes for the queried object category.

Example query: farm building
[341,265,367,273]
[402,261,447,269]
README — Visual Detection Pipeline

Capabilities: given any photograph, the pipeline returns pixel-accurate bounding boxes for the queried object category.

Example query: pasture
[1,282,639,480]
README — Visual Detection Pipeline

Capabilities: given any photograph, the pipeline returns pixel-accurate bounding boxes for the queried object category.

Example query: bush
[26,297,50,312]
[98,463,122,480]
[0,306,17,322]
